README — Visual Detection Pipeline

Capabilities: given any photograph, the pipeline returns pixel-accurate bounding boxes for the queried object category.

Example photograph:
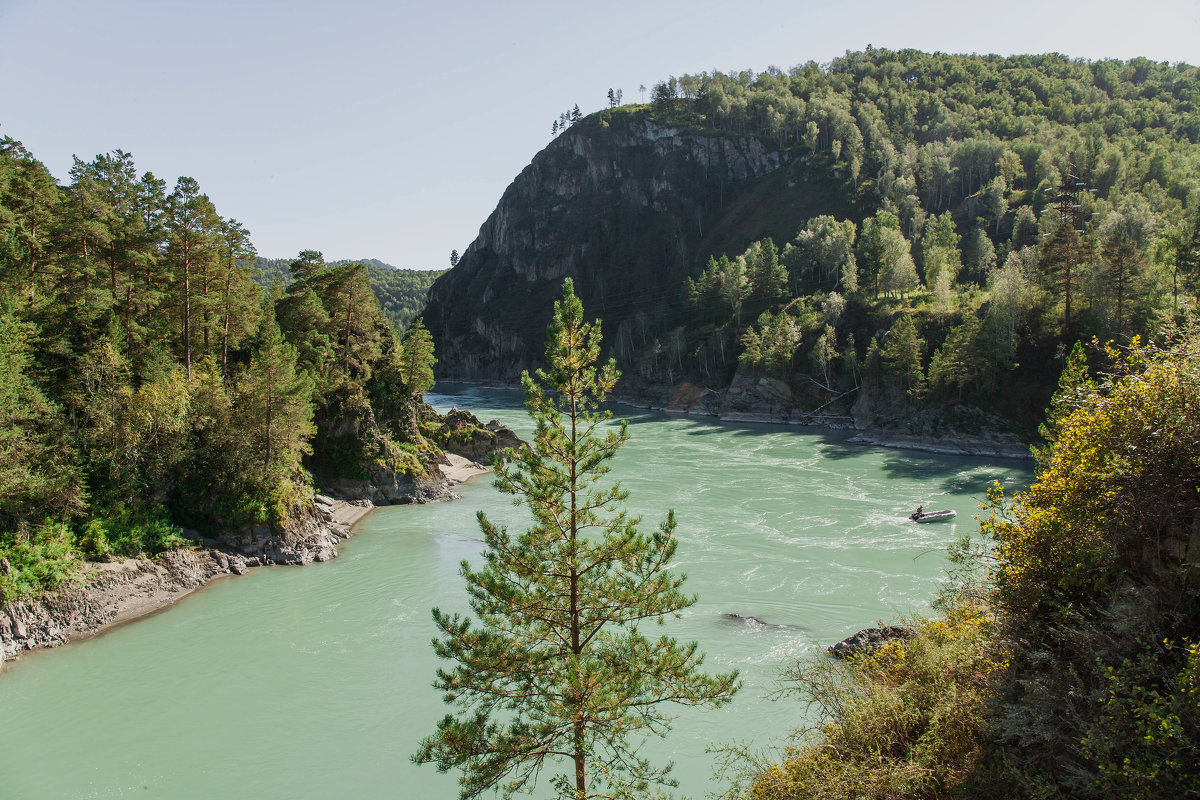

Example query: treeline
[650,50,1200,213]
[612,50,1200,429]
[252,257,443,332]
[0,139,436,601]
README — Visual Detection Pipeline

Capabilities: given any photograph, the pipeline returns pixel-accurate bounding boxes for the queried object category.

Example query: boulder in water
[827,625,912,658]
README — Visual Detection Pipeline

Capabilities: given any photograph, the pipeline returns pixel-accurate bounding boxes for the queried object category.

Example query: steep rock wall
[424,111,829,380]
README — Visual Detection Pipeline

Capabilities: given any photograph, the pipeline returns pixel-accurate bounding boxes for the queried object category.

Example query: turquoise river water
[0,385,1031,799]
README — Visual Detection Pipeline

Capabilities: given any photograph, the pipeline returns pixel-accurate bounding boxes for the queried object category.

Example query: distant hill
[423,49,1200,431]
[251,257,445,332]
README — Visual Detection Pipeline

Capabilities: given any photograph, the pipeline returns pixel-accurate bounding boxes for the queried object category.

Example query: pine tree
[882,313,925,399]
[215,218,261,376]
[745,237,788,313]
[397,317,436,396]
[415,279,738,800]
[237,309,313,483]
[1102,227,1147,340]
[165,176,220,380]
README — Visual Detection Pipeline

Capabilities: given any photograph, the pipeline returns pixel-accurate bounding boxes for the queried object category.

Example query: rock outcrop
[438,409,524,463]
[827,625,913,658]
[423,110,831,381]
[211,497,357,564]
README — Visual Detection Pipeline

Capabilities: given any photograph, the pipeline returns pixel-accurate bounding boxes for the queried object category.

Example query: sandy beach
[439,453,492,484]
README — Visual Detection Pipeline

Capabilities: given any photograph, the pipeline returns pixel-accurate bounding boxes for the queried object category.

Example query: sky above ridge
[2,0,1197,268]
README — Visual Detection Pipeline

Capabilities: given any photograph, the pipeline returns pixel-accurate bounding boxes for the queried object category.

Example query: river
[0,385,1031,799]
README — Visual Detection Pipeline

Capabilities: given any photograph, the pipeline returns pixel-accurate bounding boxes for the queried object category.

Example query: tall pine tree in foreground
[415,279,738,799]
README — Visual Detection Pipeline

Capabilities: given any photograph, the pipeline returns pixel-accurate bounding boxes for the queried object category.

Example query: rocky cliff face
[424,110,834,380]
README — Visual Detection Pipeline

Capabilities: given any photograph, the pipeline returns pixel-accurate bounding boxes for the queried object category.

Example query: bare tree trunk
[182,239,192,381]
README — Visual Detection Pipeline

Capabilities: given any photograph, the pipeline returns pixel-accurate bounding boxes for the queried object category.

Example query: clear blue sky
[2,0,1197,268]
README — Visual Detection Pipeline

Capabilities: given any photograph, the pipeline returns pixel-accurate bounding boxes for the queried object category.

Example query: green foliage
[366,264,445,332]
[688,253,749,326]
[0,137,449,601]
[415,280,737,799]
[975,331,1200,795]
[237,311,315,484]
[78,505,190,559]
[0,524,80,602]
[397,317,437,396]
[0,307,85,529]
[745,237,789,313]
[927,312,1004,402]
[783,215,858,294]
[1082,640,1200,796]
[740,309,800,375]
[983,334,1200,617]
[881,313,925,398]
[252,256,444,333]
[921,211,962,289]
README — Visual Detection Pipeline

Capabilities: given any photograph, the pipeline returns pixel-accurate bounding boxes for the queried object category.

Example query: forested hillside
[253,257,444,332]
[0,141,446,603]
[426,49,1200,434]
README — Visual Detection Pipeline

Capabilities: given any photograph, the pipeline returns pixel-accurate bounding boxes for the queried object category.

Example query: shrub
[746,605,1006,800]
[0,523,80,602]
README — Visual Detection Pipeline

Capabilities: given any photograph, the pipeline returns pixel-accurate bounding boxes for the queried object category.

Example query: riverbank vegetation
[0,141,439,602]
[743,327,1200,798]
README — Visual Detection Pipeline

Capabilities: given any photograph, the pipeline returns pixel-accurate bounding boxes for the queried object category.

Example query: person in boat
[914,505,924,519]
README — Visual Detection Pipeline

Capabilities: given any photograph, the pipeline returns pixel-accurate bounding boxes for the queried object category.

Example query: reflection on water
[0,383,1031,799]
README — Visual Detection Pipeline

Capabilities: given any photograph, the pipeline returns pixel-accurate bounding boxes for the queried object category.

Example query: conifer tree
[215,218,260,376]
[745,237,788,313]
[415,279,738,800]
[397,317,436,396]
[165,176,220,380]
[238,309,313,484]
[0,309,85,529]
[882,313,925,399]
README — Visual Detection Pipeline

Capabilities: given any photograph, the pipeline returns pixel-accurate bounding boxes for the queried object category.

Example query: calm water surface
[0,385,1030,799]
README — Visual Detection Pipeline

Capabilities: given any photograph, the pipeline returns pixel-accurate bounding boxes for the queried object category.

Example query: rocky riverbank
[845,429,1032,460]
[0,497,365,666]
[610,376,1033,461]
[0,408,521,669]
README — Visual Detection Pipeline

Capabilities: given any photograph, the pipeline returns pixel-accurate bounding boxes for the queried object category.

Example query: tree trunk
[222,261,234,377]
[182,234,192,381]
[569,389,585,799]
[264,368,273,469]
